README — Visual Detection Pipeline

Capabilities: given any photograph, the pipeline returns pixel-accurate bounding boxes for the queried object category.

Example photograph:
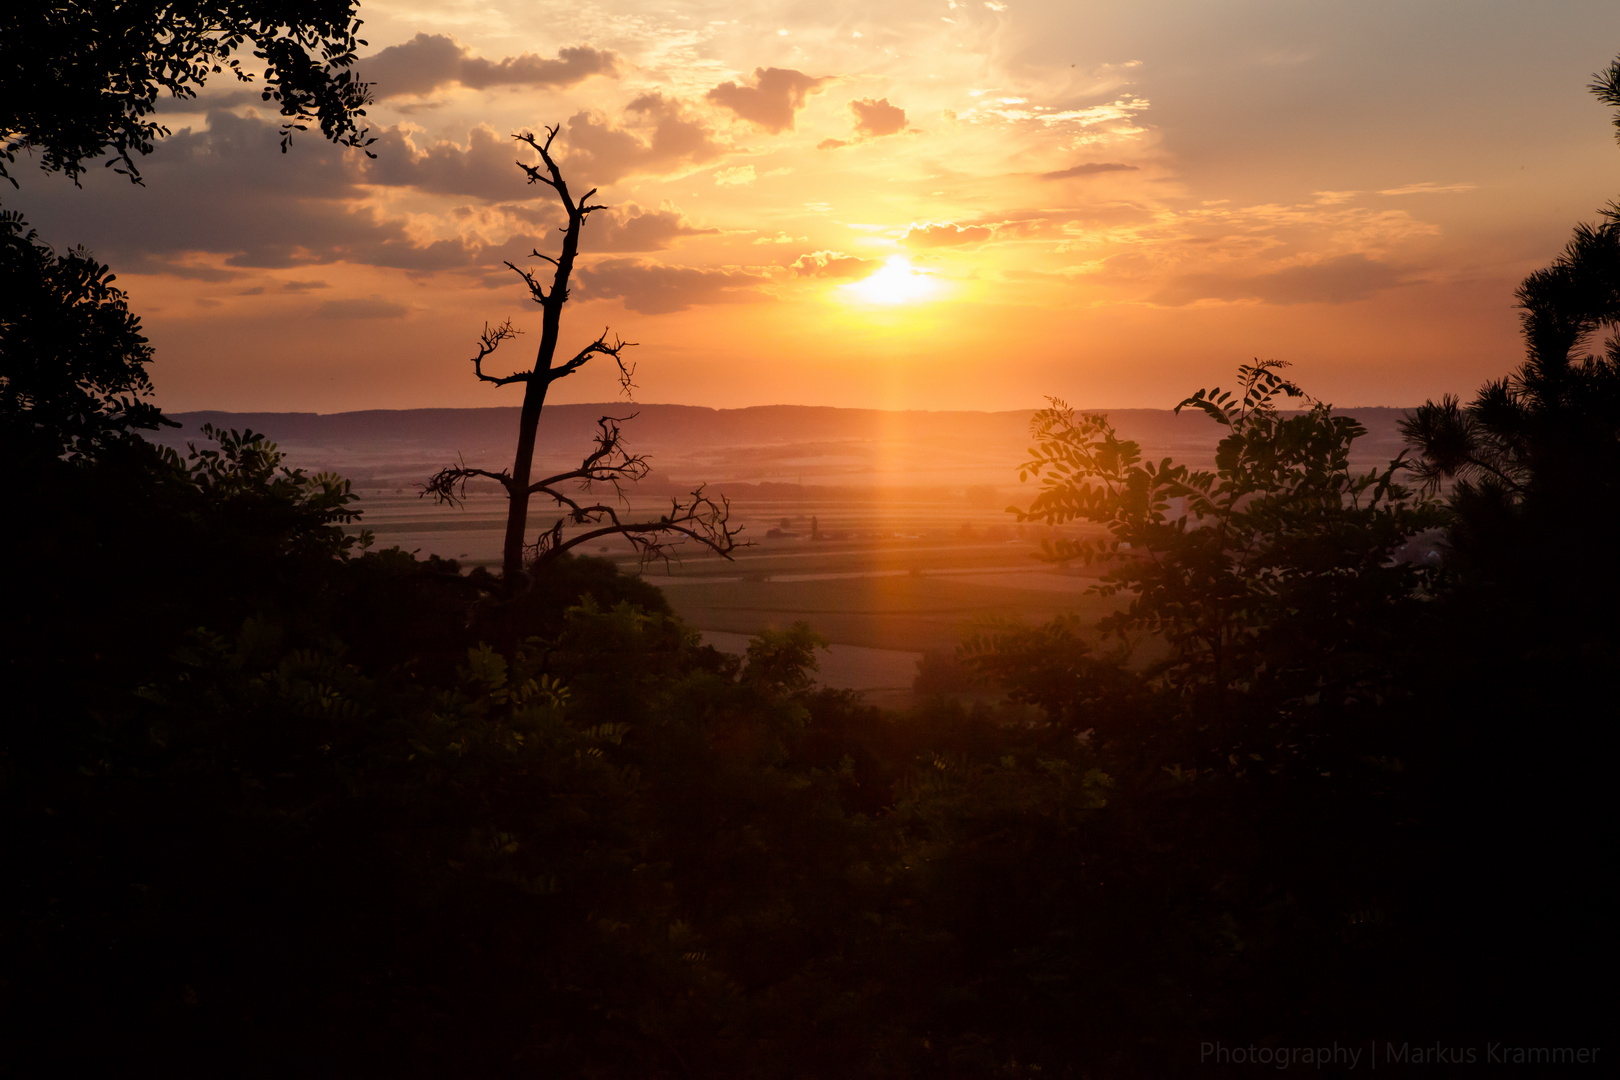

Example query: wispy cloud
[791,250,878,278]
[579,259,770,313]
[1041,162,1138,180]
[713,165,757,187]
[904,222,993,248]
[1378,182,1477,196]
[317,297,413,319]
[1150,254,1406,306]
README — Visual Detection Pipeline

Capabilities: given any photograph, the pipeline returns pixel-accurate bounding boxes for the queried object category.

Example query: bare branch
[504,260,547,304]
[526,485,745,569]
[468,320,529,386]
[514,127,578,217]
[546,329,636,383]
[421,458,514,507]
[528,415,650,496]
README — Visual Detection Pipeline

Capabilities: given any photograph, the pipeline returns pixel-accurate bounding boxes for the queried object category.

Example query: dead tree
[423,127,741,586]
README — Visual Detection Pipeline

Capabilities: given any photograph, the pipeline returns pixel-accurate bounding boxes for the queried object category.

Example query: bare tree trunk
[502,377,550,581]
[496,128,588,583]
[424,126,741,586]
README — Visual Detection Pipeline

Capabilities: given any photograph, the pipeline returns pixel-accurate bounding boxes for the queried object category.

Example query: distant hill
[153,403,1413,493]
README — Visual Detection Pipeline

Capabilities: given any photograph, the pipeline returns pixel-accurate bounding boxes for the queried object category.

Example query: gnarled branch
[468,319,528,386]
[527,484,743,569]
[547,329,637,385]
[513,126,605,226]
[516,415,744,567]
[421,458,514,507]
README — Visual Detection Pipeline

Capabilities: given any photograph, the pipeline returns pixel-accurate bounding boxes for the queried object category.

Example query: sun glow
[840,256,944,305]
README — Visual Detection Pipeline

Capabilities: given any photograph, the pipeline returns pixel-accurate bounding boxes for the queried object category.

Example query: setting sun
[839,256,944,306]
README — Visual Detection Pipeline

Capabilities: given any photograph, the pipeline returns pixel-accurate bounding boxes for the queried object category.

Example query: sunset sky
[13,0,1620,412]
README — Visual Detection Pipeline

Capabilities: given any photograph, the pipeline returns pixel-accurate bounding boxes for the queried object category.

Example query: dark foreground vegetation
[3,25,1617,1077]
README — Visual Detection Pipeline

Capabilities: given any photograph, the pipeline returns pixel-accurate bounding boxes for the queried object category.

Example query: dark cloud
[366,124,533,202]
[706,68,829,133]
[851,98,907,138]
[359,34,620,98]
[588,204,716,252]
[1040,162,1138,180]
[12,110,478,273]
[283,280,330,292]
[1150,254,1404,306]
[817,138,848,151]
[316,297,411,319]
[578,259,769,314]
[791,250,877,278]
[124,255,241,281]
[561,95,726,184]
[903,222,993,248]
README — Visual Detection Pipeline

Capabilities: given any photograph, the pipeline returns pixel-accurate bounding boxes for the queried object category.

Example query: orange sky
[12,1,1620,412]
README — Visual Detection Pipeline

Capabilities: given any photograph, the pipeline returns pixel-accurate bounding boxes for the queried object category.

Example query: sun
[840,256,943,305]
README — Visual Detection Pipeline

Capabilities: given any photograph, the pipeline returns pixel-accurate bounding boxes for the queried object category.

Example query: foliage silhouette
[972,361,1440,752]
[1402,61,1620,644]
[0,208,169,459]
[1,0,373,185]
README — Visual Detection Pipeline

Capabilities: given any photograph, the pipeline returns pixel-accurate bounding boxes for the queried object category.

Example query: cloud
[791,250,878,278]
[706,68,829,133]
[283,280,330,292]
[125,255,241,281]
[561,95,726,184]
[958,95,1150,131]
[1150,254,1404,306]
[14,110,481,273]
[316,297,411,319]
[850,98,907,138]
[366,124,534,202]
[359,34,619,98]
[1378,181,1476,196]
[903,222,993,248]
[578,259,769,313]
[1040,162,1138,180]
[587,204,716,252]
[713,165,756,186]
[817,138,848,150]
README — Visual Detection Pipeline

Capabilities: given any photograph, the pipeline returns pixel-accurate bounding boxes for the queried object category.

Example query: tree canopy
[0,208,166,458]
[0,0,373,185]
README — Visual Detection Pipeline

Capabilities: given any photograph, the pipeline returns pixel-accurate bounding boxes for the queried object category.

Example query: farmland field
[152,402,1409,696]
[352,486,1120,696]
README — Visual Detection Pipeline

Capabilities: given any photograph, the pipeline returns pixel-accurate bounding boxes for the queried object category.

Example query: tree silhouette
[973,361,1438,744]
[0,208,169,458]
[424,127,741,586]
[1593,55,1620,142]
[1401,59,1620,596]
[1,0,373,186]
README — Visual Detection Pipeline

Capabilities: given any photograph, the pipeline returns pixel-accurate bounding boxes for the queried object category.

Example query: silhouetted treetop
[1594,55,1620,142]
[1402,60,1620,516]
[1,0,374,185]
[0,208,168,457]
